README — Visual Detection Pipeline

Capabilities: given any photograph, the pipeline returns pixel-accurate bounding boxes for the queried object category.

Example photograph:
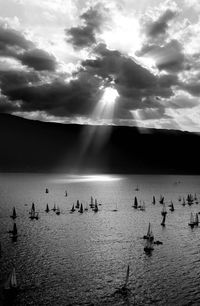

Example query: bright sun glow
[102,87,119,105]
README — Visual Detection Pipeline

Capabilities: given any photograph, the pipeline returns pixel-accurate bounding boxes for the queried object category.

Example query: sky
[0,0,200,132]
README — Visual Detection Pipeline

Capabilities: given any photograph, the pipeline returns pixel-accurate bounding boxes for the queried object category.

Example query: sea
[1,173,200,306]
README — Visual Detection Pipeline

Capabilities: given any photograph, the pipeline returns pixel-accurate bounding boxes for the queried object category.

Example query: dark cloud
[146,9,178,38]
[1,71,103,117]
[19,48,57,71]
[0,26,34,56]
[138,40,185,72]
[66,4,109,48]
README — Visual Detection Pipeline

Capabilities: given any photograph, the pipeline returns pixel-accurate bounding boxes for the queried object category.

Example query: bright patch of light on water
[54,174,122,183]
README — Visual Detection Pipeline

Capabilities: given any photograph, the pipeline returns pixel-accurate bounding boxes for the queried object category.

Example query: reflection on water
[0,174,200,305]
[53,174,122,183]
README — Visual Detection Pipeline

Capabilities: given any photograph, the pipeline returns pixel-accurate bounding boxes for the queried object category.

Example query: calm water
[1,174,200,305]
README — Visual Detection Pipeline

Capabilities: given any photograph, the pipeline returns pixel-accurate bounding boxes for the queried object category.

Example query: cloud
[19,48,57,71]
[138,40,185,72]
[66,3,110,48]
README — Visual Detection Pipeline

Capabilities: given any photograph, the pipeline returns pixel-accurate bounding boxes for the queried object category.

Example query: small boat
[52,203,56,212]
[29,210,39,220]
[56,207,60,215]
[188,212,195,227]
[161,204,167,216]
[194,213,199,226]
[182,198,186,206]
[114,265,130,295]
[10,207,17,219]
[152,196,156,205]
[144,239,154,253]
[93,203,98,212]
[133,196,138,209]
[143,223,154,241]
[31,203,35,212]
[75,200,80,209]
[9,223,18,240]
[159,195,164,204]
[169,202,174,212]
[90,196,94,208]
[78,203,83,213]
[45,204,50,213]
[4,267,18,292]
[45,188,49,194]
[70,204,76,213]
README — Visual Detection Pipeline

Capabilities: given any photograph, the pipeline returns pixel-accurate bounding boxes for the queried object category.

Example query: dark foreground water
[1,174,200,306]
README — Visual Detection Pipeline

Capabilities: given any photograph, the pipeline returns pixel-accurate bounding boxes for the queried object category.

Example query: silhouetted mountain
[0,113,199,174]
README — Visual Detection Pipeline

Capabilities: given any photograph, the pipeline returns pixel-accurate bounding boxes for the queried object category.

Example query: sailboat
[161,204,167,216]
[75,200,80,209]
[31,202,35,212]
[45,204,50,213]
[4,267,18,291]
[52,203,56,212]
[188,212,195,227]
[9,223,18,240]
[90,196,94,208]
[65,190,68,197]
[56,207,60,215]
[194,213,199,226]
[10,207,17,219]
[169,202,174,212]
[182,198,186,206]
[78,203,83,213]
[93,202,98,212]
[152,196,156,205]
[143,223,154,241]
[45,188,49,194]
[144,239,154,253]
[70,204,76,213]
[133,196,138,209]
[115,265,130,295]
[159,195,164,204]
[135,185,139,191]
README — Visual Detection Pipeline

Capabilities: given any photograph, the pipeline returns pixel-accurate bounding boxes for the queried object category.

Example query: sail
[10,268,17,288]
[190,212,194,224]
[152,196,156,204]
[124,265,130,287]
[195,213,199,225]
[134,196,138,208]
[13,207,17,218]
[13,223,17,236]
[31,203,35,212]
[91,197,94,205]
[95,198,97,205]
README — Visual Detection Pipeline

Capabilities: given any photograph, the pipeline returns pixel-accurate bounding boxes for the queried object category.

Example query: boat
[75,200,80,209]
[45,188,49,194]
[143,223,154,241]
[65,190,68,197]
[182,198,186,206]
[9,223,18,240]
[135,185,139,191]
[45,204,50,213]
[152,196,156,205]
[159,195,164,204]
[188,212,195,227]
[178,196,181,202]
[4,267,18,292]
[187,194,193,205]
[161,204,167,216]
[144,239,154,253]
[10,207,17,219]
[133,196,138,209]
[70,204,76,213]
[56,207,60,215]
[31,203,35,212]
[194,213,199,226]
[90,196,94,208]
[93,203,98,212]
[169,202,174,212]
[114,265,130,296]
[78,203,83,213]
[29,210,39,220]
